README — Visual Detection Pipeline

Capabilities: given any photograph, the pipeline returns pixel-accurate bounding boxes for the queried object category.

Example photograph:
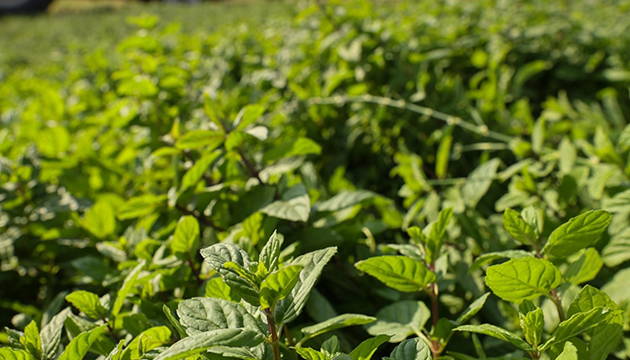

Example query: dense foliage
[2,0,630,359]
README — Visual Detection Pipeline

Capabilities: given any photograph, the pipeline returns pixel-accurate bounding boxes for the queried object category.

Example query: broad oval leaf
[485,257,561,302]
[356,256,436,292]
[349,335,392,360]
[316,190,378,212]
[502,208,537,245]
[153,328,264,360]
[65,291,107,320]
[542,210,612,258]
[201,243,251,271]
[384,338,432,360]
[366,301,431,343]
[540,307,614,351]
[461,158,501,209]
[58,325,107,360]
[171,216,200,260]
[261,184,311,222]
[469,250,533,273]
[177,297,264,335]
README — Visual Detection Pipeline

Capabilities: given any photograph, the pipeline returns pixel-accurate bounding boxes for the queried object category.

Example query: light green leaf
[556,341,578,360]
[171,216,200,260]
[118,326,171,360]
[0,348,36,360]
[558,137,577,175]
[301,314,376,342]
[456,293,490,325]
[520,308,544,347]
[384,338,432,360]
[349,335,391,360]
[22,321,42,360]
[153,328,264,360]
[366,301,430,343]
[261,184,310,222]
[58,325,107,360]
[112,261,145,316]
[260,265,303,310]
[540,307,614,351]
[234,104,265,131]
[563,248,603,285]
[425,207,453,264]
[181,152,221,190]
[461,159,501,209]
[117,195,167,220]
[485,257,561,302]
[502,208,537,246]
[602,228,630,267]
[84,200,116,239]
[40,308,71,360]
[295,347,330,360]
[205,276,240,302]
[356,256,436,292]
[566,285,623,360]
[263,137,322,163]
[66,291,107,320]
[176,130,224,150]
[275,247,338,324]
[316,191,378,212]
[542,210,612,258]
[454,324,533,351]
[201,243,251,270]
[469,250,533,273]
[259,231,283,274]
[162,305,188,339]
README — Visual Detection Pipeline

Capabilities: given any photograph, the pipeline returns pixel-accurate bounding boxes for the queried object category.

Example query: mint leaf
[57,325,107,360]
[366,301,431,343]
[563,248,603,285]
[177,297,263,335]
[349,335,392,360]
[485,257,561,302]
[66,291,107,320]
[542,210,612,258]
[301,314,376,342]
[503,208,537,245]
[454,324,533,351]
[153,328,264,360]
[171,216,199,260]
[384,338,432,360]
[260,265,303,310]
[520,308,544,347]
[356,256,436,292]
[540,307,614,351]
[261,184,311,222]
[461,159,501,209]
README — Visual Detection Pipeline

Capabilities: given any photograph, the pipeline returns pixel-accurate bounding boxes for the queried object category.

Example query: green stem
[265,308,281,360]
[550,289,566,322]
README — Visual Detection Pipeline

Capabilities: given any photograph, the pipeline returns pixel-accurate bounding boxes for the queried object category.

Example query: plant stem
[427,265,441,359]
[550,289,566,321]
[284,324,294,347]
[238,148,264,185]
[265,308,281,360]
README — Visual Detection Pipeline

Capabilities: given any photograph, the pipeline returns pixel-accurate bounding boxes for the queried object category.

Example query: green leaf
[425,207,453,264]
[84,200,116,239]
[112,261,145,316]
[177,297,263,335]
[234,104,265,131]
[259,231,283,273]
[117,195,167,220]
[384,338,432,360]
[66,291,107,320]
[435,126,453,179]
[58,325,107,360]
[263,137,322,163]
[316,191,378,212]
[119,326,172,360]
[556,341,578,360]
[520,308,544,347]
[22,321,42,360]
[485,257,561,302]
[0,348,35,360]
[502,208,537,246]
[176,130,224,150]
[205,276,240,302]
[469,250,533,273]
[542,210,612,258]
[171,216,200,260]
[454,324,533,351]
[261,184,311,222]
[295,347,330,360]
[349,335,392,360]
[566,285,623,360]
[456,293,490,325]
[366,301,430,343]
[461,159,501,209]
[301,314,376,342]
[162,305,188,339]
[260,265,303,310]
[601,228,630,267]
[181,152,221,190]
[563,248,603,285]
[540,307,614,351]
[275,247,337,324]
[355,256,436,292]
[153,328,264,360]
[40,308,71,360]
[201,243,251,271]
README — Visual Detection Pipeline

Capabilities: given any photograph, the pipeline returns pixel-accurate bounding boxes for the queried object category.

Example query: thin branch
[238,148,264,185]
